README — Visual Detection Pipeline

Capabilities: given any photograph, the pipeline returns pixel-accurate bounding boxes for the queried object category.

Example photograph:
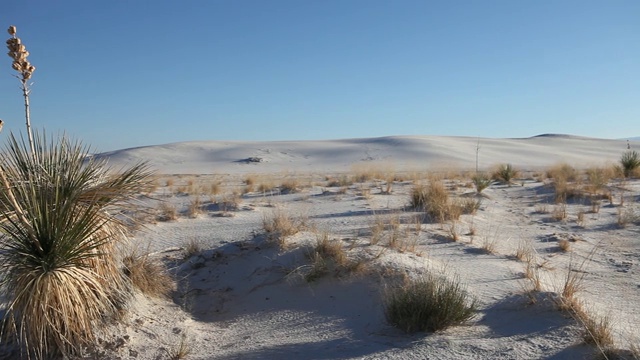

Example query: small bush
[471,173,492,193]
[158,202,178,221]
[546,163,578,182]
[411,182,459,222]
[384,272,477,333]
[123,251,174,298]
[620,150,640,178]
[263,208,303,248]
[187,197,202,218]
[493,164,518,185]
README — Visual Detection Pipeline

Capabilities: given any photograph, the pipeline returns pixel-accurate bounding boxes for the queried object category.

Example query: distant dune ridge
[94,134,633,174]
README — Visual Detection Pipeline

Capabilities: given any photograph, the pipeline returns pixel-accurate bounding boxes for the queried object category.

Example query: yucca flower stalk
[6,25,36,157]
[0,132,153,358]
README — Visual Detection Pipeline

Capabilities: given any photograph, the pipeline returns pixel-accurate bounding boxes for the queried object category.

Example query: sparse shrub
[546,163,578,182]
[552,204,567,221]
[584,167,612,195]
[219,192,242,213]
[493,164,518,185]
[552,178,582,203]
[471,173,492,193]
[617,207,639,228]
[327,175,353,188]
[534,203,549,214]
[515,240,532,261]
[576,210,586,227]
[480,235,498,254]
[411,182,460,222]
[457,197,481,215]
[304,233,350,282]
[263,208,303,248]
[183,238,203,259]
[187,196,202,218]
[280,178,299,193]
[620,150,640,178]
[208,181,222,196]
[123,251,174,298]
[384,272,477,333]
[158,201,178,221]
[558,239,571,252]
[581,313,614,348]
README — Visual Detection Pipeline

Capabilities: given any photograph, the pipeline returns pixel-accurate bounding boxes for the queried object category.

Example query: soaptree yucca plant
[0,132,154,358]
[620,150,640,178]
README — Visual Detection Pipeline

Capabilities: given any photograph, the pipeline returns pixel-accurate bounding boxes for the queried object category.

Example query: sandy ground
[82,135,639,359]
[8,134,640,359]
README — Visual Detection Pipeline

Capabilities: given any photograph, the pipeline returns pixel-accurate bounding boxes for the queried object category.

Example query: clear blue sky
[1,1,639,151]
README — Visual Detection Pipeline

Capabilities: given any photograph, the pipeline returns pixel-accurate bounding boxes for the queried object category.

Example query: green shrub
[384,272,477,333]
[493,164,518,185]
[620,150,640,178]
[471,173,491,193]
[0,133,153,358]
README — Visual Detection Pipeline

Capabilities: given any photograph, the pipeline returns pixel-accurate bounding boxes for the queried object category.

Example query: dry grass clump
[384,272,477,333]
[584,167,613,195]
[515,239,533,262]
[217,192,242,213]
[263,208,304,248]
[326,175,353,188]
[182,238,203,259]
[123,251,174,298]
[617,207,639,228]
[0,133,154,358]
[557,238,571,252]
[551,204,568,221]
[411,181,462,222]
[546,163,579,182]
[304,233,363,282]
[187,197,202,218]
[280,178,299,193]
[158,201,178,221]
[492,164,518,185]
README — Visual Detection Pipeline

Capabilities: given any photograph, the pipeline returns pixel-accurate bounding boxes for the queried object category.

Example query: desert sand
[93,134,638,359]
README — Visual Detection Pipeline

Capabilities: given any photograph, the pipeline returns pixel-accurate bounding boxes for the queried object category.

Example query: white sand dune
[95,134,630,174]
[82,134,640,359]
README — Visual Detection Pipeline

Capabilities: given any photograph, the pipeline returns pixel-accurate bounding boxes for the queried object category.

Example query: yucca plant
[493,163,518,186]
[0,132,153,358]
[620,150,640,178]
[471,173,491,194]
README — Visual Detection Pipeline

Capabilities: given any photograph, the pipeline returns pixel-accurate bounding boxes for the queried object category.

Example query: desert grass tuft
[384,272,477,333]
[304,233,353,282]
[557,238,571,252]
[411,181,461,222]
[123,250,174,298]
[187,196,202,218]
[158,201,178,221]
[263,207,303,249]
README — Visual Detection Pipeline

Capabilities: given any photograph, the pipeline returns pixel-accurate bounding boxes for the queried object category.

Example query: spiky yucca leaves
[0,132,154,358]
[620,150,640,178]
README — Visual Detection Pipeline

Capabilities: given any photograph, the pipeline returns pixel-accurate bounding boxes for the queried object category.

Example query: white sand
[97,134,628,175]
[93,134,638,359]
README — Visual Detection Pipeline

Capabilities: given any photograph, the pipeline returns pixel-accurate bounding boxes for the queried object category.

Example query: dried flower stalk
[6,25,36,157]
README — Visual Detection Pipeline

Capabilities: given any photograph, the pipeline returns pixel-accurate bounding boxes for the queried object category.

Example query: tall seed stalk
[6,25,36,158]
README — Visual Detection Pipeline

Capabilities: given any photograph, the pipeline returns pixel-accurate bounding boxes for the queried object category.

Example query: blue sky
[1,1,639,151]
